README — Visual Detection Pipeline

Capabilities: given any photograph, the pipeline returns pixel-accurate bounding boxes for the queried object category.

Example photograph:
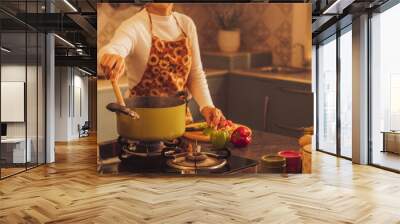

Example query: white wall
[54,67,89,141]
[1,65,26,139]
[1,65,38,138]
[1,64,46,163]
[54,66,69,141]
[71,73,89,138]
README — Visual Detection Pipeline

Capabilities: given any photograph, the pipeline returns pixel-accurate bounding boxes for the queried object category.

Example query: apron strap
[146,9,154,36]
[172,13,187,38]
[146,9,187,38]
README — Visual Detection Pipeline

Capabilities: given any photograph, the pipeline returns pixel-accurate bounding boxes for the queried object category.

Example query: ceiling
[1,0,395,73]
[0,0,97,74]
[312,0,390,43]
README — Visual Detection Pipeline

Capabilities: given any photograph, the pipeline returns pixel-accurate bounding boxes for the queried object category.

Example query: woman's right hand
[201,106,226,129]
[100,53,126,81]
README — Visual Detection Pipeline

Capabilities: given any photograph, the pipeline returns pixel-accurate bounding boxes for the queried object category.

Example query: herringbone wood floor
[1,135,400,224]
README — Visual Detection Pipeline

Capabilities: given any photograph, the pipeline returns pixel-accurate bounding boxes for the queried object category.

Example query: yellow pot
[110,96,186,141]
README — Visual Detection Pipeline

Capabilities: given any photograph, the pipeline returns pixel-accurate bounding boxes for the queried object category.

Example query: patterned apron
[130,10,193,123]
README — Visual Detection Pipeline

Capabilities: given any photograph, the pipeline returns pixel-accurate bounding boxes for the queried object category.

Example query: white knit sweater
[98,9,214,110]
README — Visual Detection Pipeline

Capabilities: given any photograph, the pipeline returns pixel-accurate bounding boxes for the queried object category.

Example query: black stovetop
[98,139,258,175]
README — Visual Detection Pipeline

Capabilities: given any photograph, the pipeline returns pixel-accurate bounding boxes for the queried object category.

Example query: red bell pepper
[230,126,252,147]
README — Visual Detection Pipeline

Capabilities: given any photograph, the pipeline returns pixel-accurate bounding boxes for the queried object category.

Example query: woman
[99,3,225,127]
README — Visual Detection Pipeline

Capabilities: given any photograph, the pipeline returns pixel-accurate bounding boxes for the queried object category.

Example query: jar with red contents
[278,150,302,173]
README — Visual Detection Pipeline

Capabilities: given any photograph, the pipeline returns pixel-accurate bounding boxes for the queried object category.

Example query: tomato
[230,126,252,147]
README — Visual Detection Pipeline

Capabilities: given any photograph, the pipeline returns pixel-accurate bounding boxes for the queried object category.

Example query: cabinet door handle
[280,87,312,95]
[263,96,270,131]
[274,123,304,132]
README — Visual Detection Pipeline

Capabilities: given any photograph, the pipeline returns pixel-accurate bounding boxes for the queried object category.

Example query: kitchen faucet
[292,43,307,68]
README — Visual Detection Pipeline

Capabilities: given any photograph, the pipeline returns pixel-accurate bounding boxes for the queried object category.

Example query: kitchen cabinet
[186,71,312,138]
[227,73,313,137]
[227,75,274,131]
[267,80,313,137]
[188,75,228,122]
[208,75,228,113]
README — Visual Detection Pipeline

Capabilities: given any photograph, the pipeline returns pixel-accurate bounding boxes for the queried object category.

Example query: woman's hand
[100,53,126,81]
[201,106,226,128]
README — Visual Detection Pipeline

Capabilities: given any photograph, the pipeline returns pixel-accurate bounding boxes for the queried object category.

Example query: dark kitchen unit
[189,52,313,138]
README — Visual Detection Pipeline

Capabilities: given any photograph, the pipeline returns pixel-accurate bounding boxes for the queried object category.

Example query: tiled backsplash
[175,4,294,66]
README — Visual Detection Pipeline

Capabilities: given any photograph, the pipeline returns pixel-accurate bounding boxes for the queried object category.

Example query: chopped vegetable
[202,127,215,136]
[210,130,230,149]
[197,122,208,129]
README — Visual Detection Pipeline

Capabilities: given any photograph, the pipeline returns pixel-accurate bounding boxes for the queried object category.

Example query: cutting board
[183,122,251,142]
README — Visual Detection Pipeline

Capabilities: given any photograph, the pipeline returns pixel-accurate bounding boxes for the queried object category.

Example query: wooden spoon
[108,79,139,119]
[111,80,126,107]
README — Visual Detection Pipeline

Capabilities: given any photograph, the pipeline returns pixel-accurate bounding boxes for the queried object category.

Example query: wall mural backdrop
[97,3,312,175]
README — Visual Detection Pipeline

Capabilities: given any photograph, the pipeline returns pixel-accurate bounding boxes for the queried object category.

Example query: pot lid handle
[106,103,140,119]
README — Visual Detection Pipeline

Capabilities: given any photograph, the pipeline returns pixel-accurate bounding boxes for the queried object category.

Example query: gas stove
[98,137,258,174]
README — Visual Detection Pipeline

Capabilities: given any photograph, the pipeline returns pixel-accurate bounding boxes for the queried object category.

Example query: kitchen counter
[229,131,299,160]
[97,67,311,91]
[231,70,312,85]
[97,130,299,175]
[203,68,229,77]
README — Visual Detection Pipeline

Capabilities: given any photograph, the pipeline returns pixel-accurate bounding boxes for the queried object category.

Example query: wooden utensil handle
[111,80,126,107]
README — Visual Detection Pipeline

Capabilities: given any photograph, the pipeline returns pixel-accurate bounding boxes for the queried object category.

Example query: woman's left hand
[201,106,226,128]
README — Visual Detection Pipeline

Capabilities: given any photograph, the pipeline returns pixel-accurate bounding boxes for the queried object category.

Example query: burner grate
[117,136,185,158]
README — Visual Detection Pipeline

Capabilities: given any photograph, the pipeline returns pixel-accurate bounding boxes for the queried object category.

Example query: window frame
[367,0,400,173]
[315,23,353,160]
[0,0,48,180]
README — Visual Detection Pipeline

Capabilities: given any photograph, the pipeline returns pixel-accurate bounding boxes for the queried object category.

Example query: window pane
[318,37,337,154]
[27,31,38,169]
[0,1,46,179]
[371,3,400,171]
[340,29,352,158]
[1,31,28,177]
